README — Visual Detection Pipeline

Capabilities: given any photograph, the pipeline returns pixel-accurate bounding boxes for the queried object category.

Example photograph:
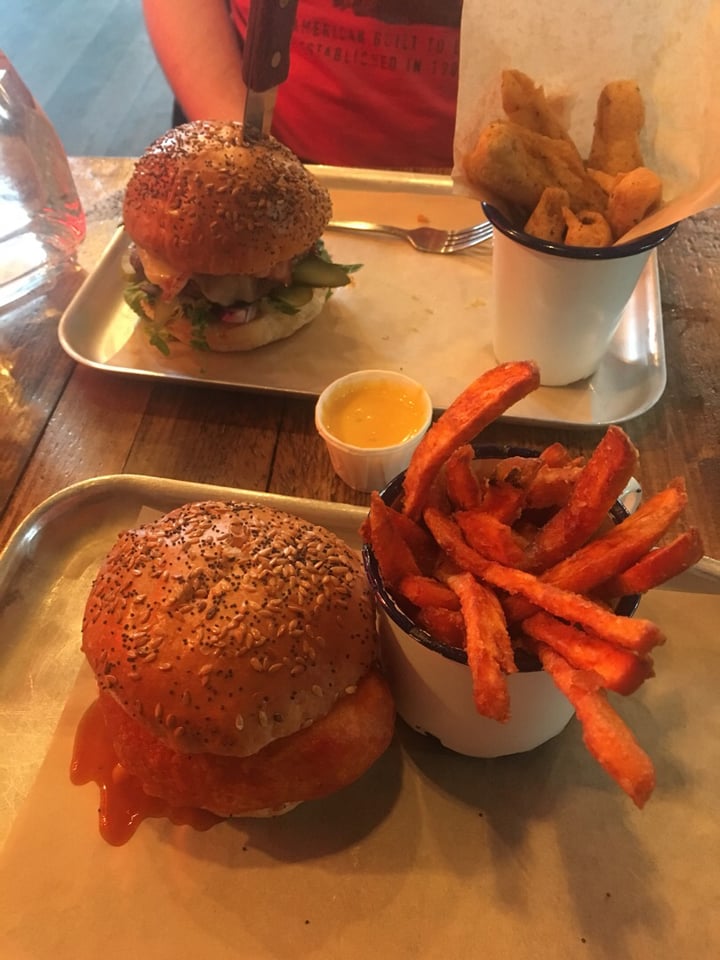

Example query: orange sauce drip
[70,698,221,846]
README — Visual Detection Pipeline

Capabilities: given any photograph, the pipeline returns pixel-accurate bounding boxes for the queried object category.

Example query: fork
[325,219,493,254]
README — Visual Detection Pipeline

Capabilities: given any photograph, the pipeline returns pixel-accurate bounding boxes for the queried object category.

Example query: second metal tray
[58,168,666,427]
[1,475,719,959]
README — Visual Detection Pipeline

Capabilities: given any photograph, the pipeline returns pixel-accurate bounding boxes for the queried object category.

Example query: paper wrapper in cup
[485,203,676,385]
[452,1,720,244]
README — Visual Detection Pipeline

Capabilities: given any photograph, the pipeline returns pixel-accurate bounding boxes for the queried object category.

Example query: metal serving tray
[58,168,666,427]
[0,475,718,958]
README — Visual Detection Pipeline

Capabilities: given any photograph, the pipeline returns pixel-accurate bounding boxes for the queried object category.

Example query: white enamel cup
[484,203,676,387]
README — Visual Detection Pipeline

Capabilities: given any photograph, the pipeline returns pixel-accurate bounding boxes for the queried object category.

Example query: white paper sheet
[453,0,720,236]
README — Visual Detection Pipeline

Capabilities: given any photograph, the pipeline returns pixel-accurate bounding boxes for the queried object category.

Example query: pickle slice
[272,284,315,309]
[292,254,350,288]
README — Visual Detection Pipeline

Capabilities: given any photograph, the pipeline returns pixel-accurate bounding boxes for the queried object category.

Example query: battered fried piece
[587,167,617,193]
[562,207,614,247]
[100,670,395,816]
[587,80,645,175]
[607,166,663,239]
[480,482,527,524]
[525,186,570,242]
[501,69,578,149]
[486,469,538,538]
[464,120,608,216]
[493,455,543,489]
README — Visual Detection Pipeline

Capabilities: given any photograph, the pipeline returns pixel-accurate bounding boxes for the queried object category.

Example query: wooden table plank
[123,384,285,489]
[270,396,369,506]
[0,363,151,549]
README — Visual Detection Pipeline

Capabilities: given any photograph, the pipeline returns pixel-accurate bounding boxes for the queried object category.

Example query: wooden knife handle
[242,0,299,92]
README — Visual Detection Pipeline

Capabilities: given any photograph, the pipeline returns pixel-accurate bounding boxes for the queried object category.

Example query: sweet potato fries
[362,360,703,807]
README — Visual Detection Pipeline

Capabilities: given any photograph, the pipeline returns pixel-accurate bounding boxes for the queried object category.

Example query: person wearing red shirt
[142,0,463,169]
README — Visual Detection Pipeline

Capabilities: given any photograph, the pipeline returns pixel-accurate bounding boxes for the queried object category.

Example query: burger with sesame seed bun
[122,121,357,354]
[80,500,395,818]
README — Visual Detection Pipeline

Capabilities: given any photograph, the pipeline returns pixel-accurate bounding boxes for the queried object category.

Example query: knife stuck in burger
[121,124,357,354]
[122,0,357,354]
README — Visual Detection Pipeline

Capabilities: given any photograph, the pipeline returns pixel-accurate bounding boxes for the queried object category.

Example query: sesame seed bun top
[81,501,378,758]
[122,121,332,277]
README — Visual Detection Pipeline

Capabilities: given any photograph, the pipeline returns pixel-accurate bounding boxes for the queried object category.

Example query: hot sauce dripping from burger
[71,698,220,846]
[73,500,395,843]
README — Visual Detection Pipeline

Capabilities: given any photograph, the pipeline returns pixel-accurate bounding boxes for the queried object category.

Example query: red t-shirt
[230,0,461,169]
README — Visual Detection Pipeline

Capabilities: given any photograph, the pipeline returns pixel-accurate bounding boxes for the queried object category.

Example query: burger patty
[123,239,357,353]
[128,243,298,304]
[99,669,395,817]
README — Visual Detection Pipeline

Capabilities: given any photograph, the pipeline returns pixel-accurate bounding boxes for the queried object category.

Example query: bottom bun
[241,802,302,818]
[100,667,395,817]
[168,287,328,352]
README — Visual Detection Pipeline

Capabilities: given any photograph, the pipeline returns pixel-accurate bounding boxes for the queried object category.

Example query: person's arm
[142,0,248,120]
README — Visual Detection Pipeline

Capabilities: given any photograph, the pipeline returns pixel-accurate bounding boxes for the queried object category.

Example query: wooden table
[1,157,718,558]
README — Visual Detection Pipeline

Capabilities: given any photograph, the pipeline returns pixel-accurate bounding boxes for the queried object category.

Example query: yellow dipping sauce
[323,379,427,448]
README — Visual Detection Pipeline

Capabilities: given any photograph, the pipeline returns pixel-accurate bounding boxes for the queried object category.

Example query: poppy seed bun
[122,122,332,277]
[81,501,383,759]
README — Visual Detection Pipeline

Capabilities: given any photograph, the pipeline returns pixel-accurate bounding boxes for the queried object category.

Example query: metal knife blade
[242,0,298,142]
